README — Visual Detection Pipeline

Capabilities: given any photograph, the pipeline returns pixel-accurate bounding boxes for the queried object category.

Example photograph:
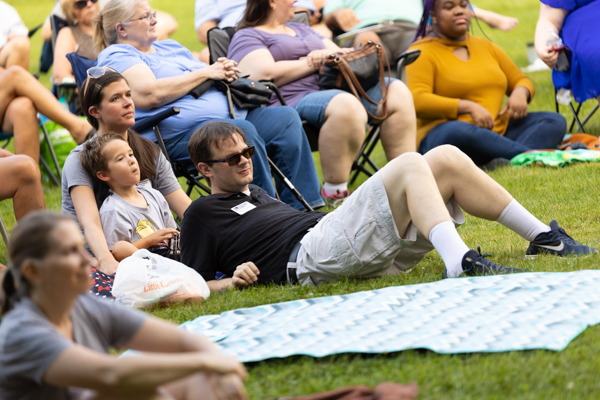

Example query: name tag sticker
[231,201,256,215]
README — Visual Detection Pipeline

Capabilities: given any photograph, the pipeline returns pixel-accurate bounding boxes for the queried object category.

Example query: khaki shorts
[296,171,464,285]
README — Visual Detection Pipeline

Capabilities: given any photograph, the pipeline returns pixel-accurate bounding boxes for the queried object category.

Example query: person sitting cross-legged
[180,122,596,291]
[79,133,179,262]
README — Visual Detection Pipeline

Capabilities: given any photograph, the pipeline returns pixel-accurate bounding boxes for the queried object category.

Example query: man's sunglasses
[205,146,255,166]
[74,0,98,10]
[82,66,118,97]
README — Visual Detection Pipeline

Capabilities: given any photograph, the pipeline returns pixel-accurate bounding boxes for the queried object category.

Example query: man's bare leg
[424,145,513,219]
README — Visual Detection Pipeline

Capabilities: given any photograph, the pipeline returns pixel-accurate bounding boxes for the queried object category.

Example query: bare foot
[0,263,7,272]
[487,14,518,31]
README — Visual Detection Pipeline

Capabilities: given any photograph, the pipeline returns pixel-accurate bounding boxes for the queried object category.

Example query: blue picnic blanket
[178,271,600,363]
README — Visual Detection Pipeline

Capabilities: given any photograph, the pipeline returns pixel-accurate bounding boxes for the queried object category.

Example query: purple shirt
[228,23,325,107]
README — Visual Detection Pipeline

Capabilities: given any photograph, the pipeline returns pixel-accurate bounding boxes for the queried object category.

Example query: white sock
[496,199,550,242]
[322,182,348,196]
[429,221,471,278]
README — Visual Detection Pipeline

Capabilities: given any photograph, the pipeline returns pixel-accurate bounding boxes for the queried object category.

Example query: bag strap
[335,43,390,120]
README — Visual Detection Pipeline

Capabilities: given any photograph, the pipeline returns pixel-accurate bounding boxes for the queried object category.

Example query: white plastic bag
[112,249,210,308]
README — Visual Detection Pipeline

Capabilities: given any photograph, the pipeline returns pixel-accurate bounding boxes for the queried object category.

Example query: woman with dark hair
[62,69,189,276]
[0,211,247,400]
[94,0,323,211]
[406,0,566,168]
[229,0,417,206]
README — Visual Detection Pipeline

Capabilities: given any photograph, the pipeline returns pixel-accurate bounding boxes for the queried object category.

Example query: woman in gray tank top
[0,211,247,400]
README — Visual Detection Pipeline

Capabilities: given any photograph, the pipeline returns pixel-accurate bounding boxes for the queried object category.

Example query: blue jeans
[418,112,567,165]
[164,106,323,210]
[294,78,392,127]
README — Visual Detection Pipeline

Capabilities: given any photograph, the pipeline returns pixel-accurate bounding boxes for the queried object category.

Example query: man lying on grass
[181,121,596,291]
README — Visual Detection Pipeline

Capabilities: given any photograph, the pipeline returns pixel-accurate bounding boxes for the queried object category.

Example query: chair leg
[39,115,62,184]
[268,158,313,212]
[0,214,9,248]
[569,102,586,133]
[349,125,381,186]
[581,104,599,129]
[39,156,60,186]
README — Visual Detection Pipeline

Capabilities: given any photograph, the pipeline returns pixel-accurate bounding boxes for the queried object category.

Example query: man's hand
[332,8,360,31]
[232,262,260,288]
[499,87,529,121]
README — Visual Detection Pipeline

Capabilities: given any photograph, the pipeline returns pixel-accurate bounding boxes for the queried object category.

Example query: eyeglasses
[129,11,158,23]
[74,0,98,10]
[82,66,118,97]
[205,146,255,166]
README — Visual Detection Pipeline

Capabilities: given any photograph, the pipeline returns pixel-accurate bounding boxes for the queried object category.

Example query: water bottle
[547,29,563,51]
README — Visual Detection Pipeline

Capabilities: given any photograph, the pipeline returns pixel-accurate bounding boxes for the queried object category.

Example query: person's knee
[8,36,30,55]
[387,151,429,177]
[325,93,368,126]
[13,155,41,182]
[386,80,415,115]
[4,65,29,83]
[7,96,36,120]
[424,144,474,177]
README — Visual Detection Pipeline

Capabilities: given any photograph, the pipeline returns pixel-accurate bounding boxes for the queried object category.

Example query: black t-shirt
[181,185,327,285]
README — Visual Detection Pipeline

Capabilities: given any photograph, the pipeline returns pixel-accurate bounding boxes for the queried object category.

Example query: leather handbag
[215,77,272,118]
[190,76,273,119]
[318,41,390,119]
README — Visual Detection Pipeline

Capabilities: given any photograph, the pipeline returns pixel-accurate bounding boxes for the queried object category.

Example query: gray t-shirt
[61,141,181,225]
[100,186,178,250]
[0,294,146,399]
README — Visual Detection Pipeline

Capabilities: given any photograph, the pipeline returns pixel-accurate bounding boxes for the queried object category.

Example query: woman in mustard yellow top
[407,0,566,168]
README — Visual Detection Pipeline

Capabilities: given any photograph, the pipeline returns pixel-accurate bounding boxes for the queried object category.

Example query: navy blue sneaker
[442,248,526,278]
[526,220,598,259]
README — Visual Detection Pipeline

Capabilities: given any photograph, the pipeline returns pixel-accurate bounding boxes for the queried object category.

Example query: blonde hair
[93,0,142,53]
[60,0,77,24]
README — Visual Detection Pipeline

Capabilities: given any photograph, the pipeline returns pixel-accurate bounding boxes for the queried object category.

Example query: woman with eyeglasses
[0,211,247,400]
[94,0,323,212]
[406,0,567,169]
[52,0,101,85]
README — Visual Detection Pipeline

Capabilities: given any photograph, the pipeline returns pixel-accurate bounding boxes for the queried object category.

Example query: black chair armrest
[190,80,215,99]
[54,82,78,90]
[132,107,180,132]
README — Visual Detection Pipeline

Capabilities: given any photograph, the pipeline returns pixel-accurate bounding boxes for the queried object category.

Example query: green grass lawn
[4,0,600,398]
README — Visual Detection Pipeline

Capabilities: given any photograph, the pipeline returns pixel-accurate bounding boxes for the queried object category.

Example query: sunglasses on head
[82,66,118,97]
[74,0,98,10]
[205,146,255,166]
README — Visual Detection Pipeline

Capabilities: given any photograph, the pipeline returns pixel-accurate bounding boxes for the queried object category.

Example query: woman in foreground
[0,211,247,400]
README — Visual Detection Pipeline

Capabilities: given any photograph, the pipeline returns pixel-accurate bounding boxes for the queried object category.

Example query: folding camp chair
[67,52,212,198]
[0,214,8,249]
[206,14,384,185]
[0,117,62,186]
[554,89,599,133]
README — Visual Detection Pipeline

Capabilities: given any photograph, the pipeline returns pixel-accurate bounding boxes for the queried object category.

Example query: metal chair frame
[554,88,599,134]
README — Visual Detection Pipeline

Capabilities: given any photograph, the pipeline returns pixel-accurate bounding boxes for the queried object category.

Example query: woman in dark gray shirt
[0,212,247,400]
